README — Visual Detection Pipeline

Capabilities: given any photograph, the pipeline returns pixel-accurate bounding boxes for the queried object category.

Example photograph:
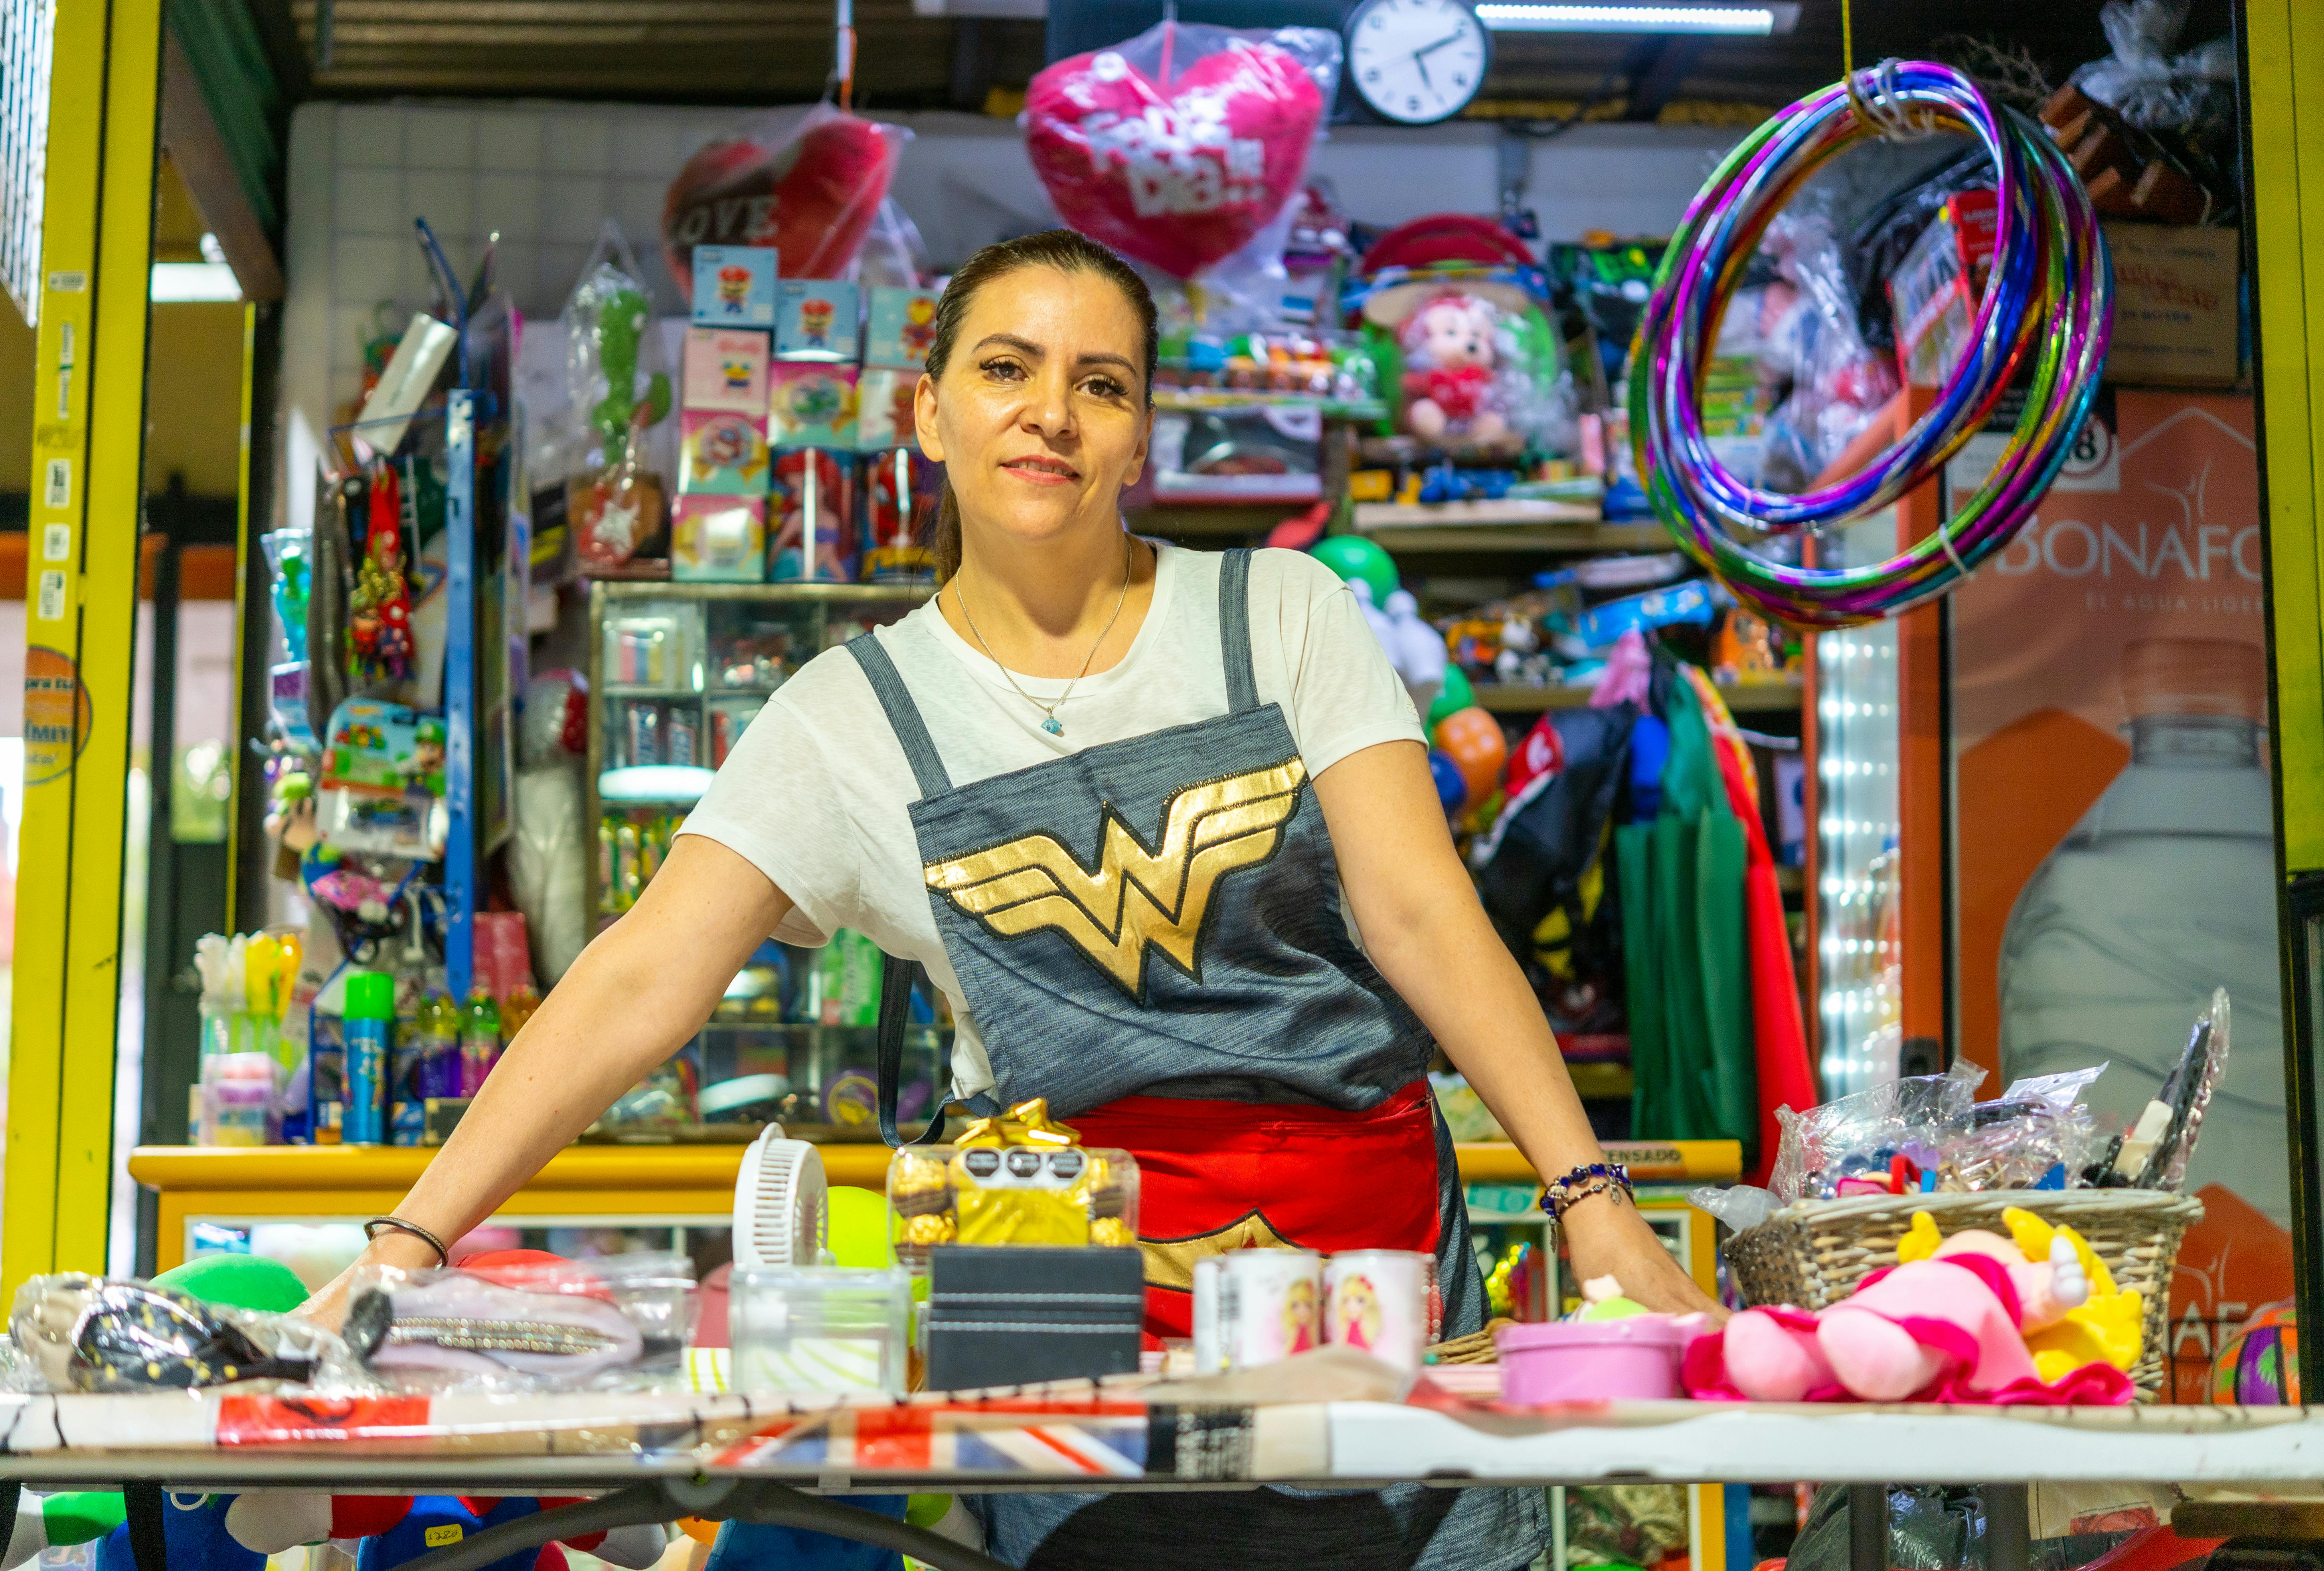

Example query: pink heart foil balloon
[1027,34,1326,279]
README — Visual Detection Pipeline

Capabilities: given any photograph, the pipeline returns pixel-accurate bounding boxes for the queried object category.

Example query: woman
[314,228,1713,1568]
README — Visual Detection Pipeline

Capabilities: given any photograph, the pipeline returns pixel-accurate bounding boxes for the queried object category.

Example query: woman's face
[915,265,1150,552]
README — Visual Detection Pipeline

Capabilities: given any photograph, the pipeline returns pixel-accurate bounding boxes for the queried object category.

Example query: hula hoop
[1629,61,2112,630]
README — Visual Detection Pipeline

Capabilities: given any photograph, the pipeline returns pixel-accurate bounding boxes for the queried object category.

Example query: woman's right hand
[296,1231,443,1332]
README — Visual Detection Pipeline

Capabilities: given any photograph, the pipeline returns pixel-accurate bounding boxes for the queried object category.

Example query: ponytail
[924,478,963,583]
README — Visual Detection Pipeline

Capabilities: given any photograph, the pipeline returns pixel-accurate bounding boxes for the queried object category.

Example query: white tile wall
[273,99,1733,536]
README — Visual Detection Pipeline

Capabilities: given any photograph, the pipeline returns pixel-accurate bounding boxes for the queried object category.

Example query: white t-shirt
[678,540,1426,1100]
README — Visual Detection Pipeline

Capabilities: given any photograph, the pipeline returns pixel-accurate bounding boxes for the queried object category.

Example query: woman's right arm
[300,834,791,1325]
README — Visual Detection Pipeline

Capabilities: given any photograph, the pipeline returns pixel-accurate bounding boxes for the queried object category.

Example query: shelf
[1127,504,1311,538]
[1355,499,1604,529]
[1471,674,1803,714]
[601,683,704,699]
[590,580,937,604]
[1360,522,1671,554]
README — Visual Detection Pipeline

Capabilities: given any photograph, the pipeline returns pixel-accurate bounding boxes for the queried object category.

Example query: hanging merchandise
[1025,20,1342,281]
[1677,663,1815,1185]
[661,103,907,286]
[575,405,665,572]
[1350,260,1572,461]
[1619,665,1753,1155]
[1631,61,2111,629]
[563,221,674,539]
[348,465,417,689]
[314,696,450,863]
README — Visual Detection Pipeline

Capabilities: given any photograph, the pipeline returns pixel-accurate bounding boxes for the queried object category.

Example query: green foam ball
[1428,665,1475,728]
[152,1253,311,1314]
[1311,535,1398,607]
[828,1185,895,1270]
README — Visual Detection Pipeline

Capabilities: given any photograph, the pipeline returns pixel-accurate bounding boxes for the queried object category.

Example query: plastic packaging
[662,104,907,288]
[1935,1065,2106,1192]
[10,1274,369,1393]
[887,1121,1141,1266]
[345,1251,695,1391]
[563,222,673,474]
[1769,1059,1986,1204]
[1024,20,1342,281]
[728,1266,911,1395]
[1688,1183,1779,1234]
[1753,214,1901,494]
[2071,0,2232,132]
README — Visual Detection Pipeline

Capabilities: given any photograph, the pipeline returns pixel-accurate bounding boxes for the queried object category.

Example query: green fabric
[42,1492,127,1545]
[1623,677,1755,1148]
[1618,822,1667,1137]
[152,1253,310,1313]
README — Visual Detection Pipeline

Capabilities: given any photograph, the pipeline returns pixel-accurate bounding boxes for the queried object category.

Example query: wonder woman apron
[850,549,1545,1571]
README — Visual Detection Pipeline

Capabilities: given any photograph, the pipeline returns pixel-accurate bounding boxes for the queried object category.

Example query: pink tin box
[1495,1316,1704,1403]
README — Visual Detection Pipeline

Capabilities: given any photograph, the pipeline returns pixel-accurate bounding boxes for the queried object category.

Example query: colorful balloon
[1427,750,1466,811]
[2209,1301,2298,1405]
[1433,706,1507,809]
[1311,533,1399,609]
[1427,664,1474,729]
[663,109,902,288]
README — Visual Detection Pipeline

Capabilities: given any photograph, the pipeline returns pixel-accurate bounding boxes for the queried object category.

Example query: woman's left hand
[1561,1196,1729,1324]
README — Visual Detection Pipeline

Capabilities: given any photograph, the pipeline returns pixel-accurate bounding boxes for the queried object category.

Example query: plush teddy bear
[1684,1208,2143,1405]
[1399,292,1509,449]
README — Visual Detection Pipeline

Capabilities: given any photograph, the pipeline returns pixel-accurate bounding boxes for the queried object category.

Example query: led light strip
[1472,3,1798,34]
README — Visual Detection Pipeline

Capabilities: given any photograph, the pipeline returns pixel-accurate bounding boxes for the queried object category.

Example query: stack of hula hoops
[1630,61,2114,631]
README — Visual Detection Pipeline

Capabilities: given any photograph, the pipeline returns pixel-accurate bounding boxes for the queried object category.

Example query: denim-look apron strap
[847,631,954,1149]
[1218,547,1259,713]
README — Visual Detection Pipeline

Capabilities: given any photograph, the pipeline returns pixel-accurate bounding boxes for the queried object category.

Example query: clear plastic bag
[1024,19,1342,281]
[1753,214,1899,493]
[345,1250,696,1391]
[9,1274,373,1393]
[1941,1065,2106,1192]
[1770,1059,1986,1203]
[2071,0,2233,133]
[662,103,907,289]
[563,222,673,477]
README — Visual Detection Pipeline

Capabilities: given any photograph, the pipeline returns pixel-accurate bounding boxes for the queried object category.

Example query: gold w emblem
[924,757,1307,1001]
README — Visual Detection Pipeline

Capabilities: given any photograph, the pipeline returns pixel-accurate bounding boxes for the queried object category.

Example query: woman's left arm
[1313,738,1721,1319]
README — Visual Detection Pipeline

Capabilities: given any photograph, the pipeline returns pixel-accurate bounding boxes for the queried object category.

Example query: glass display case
[585,581,947,1141]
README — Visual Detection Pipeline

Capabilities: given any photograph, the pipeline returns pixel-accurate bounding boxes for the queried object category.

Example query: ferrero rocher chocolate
[887,1102,1139,1262]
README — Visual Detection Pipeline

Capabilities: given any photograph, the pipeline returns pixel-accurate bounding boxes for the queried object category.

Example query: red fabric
[1684,668,1816,1184]
[330,1498,414,1539]
[1069,1081,1442,1339]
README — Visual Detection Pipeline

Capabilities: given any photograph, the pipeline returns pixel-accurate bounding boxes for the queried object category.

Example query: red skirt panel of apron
[1069,1080,1442,1341]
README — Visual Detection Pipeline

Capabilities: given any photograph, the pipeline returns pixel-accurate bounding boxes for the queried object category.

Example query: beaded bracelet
[1541,1161,1634,1222]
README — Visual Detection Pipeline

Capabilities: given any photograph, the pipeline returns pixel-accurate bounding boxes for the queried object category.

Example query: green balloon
[1428,665,1475,729]
[1311,535,1399,607]
[152,1253,312,1314]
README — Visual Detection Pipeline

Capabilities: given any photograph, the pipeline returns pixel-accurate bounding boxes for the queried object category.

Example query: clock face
[1346,0,1490,126]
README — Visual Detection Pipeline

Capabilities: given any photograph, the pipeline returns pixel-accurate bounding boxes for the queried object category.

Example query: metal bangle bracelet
[364,1215,451,1266]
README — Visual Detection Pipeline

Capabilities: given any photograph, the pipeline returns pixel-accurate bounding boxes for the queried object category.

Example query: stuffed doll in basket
[1684,1208,2146,1405]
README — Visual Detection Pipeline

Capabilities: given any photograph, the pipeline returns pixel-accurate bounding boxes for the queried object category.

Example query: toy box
[862,446,937,582]
[771,449,856,583]
[673,496,769,583]
[770,362,859,449]
[776,279,860,362]
[692,245,778,328]
[863,287,940,369]
[680,409,771,494]
[854,367,917,451]
[1890,191,2000,389]
[682,327,770,414]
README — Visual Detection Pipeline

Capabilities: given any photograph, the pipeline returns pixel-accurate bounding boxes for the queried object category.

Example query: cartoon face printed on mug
[1282,1274,1317,1353]
[1332,1273,1382,1350]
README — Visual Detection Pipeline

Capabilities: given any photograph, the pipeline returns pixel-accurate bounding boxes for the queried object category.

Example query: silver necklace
[953,539,1135,737]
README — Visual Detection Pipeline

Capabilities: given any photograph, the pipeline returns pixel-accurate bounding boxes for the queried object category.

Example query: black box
[924,1246,1145,1391]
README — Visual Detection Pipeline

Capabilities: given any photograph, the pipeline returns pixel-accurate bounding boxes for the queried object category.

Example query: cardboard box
[690,246,777,328]
[681,328,769,415]
[2102,223,2240,387]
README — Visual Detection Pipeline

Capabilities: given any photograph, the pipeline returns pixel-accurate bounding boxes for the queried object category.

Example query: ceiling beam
[160,29,286,300]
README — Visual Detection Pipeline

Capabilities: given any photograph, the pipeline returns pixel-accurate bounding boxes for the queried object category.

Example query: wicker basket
[1723,1188,2203,1401]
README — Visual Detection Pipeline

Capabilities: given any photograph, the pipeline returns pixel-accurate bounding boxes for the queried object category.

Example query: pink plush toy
[1686,1224,2134,1406]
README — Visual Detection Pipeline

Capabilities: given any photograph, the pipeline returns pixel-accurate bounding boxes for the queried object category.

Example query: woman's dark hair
[919,229,1158,581]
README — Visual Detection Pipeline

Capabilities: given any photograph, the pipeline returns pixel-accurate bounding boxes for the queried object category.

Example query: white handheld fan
[732,1125,830,1268]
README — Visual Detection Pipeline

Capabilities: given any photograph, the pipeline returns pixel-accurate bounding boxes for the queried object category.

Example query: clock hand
[1413,47,1435,92]
[1413,29,1469,59]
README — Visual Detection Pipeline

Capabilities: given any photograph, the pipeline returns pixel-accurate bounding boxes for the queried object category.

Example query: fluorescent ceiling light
[1475,3,1798,32]
[150,261,241,302]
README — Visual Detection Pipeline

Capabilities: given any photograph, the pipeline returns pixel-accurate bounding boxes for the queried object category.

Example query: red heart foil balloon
[664,111,901,287]
[1027,36,1326,279]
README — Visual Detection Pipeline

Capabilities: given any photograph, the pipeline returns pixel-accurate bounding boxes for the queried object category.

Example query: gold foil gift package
[886,1098,1140,1264]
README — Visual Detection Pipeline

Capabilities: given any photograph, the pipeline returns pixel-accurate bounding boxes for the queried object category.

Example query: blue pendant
[1042,716,1065,736]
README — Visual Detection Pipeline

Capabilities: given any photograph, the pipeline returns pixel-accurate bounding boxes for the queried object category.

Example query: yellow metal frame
[6,0,164,1301]
[2249,0,2324,872]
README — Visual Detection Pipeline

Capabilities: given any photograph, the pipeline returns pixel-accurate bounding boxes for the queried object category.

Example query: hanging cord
[1841,0,1932,142]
